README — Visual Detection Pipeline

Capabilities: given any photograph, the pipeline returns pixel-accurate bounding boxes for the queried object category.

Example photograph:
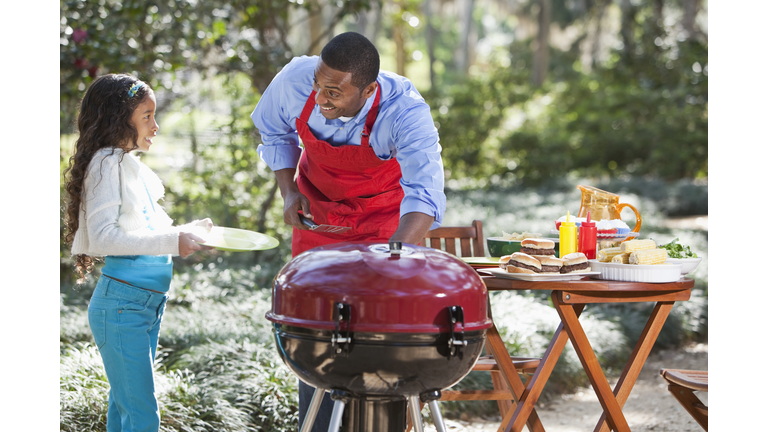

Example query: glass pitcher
[577,185,641,234]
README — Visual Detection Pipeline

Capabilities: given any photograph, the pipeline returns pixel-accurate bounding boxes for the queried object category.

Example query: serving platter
[589,260,682,283]
[478,267,600,282]
[194,227,279,252]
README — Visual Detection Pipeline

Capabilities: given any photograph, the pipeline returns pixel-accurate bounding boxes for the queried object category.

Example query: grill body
[266,242,492,431]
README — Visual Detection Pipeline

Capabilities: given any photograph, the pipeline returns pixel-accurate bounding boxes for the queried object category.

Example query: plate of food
[193,227,279,252]
[659,238,702,274]
[478,267,600,281]
[478,251,599,281]
[591,239,685,282]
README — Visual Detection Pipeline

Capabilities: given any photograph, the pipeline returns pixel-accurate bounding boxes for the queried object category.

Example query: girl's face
[129,93,159,152]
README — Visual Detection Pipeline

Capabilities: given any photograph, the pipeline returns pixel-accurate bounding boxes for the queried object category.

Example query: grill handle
[389,241,403,257]
[447,305,467,356]
[331,302,352,353]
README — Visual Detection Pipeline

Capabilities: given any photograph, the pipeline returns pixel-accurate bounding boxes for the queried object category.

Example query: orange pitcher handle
[616,203,642,233]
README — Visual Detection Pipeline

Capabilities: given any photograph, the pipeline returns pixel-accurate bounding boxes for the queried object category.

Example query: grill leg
[427,400,447,432]
[327,399,346,432]
[408,395,424,432]
[301,387,327,432]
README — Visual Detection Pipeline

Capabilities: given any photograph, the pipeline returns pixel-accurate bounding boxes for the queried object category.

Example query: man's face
[312,60,376,120]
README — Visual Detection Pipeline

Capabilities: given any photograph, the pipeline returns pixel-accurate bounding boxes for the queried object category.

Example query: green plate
[195,227,279,252]
[460,257,501,265]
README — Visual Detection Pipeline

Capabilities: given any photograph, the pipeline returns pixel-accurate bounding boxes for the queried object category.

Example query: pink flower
[72,29,87,43]
[74,58,90,69]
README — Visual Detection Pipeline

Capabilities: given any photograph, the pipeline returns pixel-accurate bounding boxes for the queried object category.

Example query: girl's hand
[193,218,214,232]
[178,231,213,257]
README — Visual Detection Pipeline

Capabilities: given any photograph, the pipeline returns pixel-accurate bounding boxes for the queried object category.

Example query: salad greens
[658,238,698,258]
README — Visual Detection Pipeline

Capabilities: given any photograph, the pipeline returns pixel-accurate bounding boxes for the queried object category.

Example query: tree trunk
[620,0,636,58]
[682,0,703,41]
[308,0,324,56]
[456,0,475,75]
[423,0,436,89]
[393,20,406,76]
[591,0,607,70]
[532,0,550,87]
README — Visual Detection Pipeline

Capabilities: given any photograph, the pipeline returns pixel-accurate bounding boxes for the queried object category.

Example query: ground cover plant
[60,178,707,428]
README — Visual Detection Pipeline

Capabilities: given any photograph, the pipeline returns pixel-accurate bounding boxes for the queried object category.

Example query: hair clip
[128,82,144,97]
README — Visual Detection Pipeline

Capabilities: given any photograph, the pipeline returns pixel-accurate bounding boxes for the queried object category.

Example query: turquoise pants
[88,276,168,432]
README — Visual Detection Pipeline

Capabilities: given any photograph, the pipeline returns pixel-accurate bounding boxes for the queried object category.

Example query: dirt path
[426,343,708,432]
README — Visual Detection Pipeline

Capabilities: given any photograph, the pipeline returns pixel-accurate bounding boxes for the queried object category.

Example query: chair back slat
[420,220,485,257]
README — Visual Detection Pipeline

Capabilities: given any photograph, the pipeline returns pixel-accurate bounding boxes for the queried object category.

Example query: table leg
[492,305,585,432]
[551,294,630,432]
[593,301,675,432]
[484,324,545,432]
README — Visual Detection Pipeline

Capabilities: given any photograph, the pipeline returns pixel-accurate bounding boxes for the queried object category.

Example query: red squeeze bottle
[578,211,597,260]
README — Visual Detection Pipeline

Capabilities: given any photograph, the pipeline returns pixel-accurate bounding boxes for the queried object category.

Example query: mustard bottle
[560,211,577,256]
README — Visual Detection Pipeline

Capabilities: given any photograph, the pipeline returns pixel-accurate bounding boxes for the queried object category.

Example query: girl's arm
[83,155,205,257]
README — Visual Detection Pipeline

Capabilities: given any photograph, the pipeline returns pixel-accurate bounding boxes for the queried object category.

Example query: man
[251,32,446,430]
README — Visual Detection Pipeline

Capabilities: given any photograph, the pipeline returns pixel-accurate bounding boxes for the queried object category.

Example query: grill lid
[266,241,492,333]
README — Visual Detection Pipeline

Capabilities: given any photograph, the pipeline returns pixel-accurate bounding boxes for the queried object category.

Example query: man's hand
[389,212,436,245]
[275,168,313,230]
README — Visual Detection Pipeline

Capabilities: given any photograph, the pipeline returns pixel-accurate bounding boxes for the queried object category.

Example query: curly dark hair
[62,73,153,283]
[321,32,380,93]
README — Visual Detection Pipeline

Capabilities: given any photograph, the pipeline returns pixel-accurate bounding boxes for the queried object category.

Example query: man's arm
[389,211,435,245]
[274,168,313,230]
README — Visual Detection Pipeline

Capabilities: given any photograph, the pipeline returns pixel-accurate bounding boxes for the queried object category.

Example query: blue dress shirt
[251,56,445,229]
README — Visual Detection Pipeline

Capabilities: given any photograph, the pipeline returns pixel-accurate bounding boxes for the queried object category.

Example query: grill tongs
[299,215,352,234]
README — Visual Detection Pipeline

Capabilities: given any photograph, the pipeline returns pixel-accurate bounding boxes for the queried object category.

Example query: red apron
[292,84,403,256]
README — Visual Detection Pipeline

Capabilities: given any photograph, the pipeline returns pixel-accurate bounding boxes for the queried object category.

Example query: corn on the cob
[597,247,623,262]
[629,248,668,265]
[621,239,657,253]
[611,253,631,264]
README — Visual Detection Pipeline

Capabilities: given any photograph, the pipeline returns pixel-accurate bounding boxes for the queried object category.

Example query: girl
[63,73,213,432]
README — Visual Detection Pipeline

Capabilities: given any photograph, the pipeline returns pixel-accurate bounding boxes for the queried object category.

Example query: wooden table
[480,275,695,432]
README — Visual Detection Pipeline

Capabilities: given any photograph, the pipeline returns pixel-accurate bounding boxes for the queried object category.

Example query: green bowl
[486,237,522,257]
[487,237,560,257]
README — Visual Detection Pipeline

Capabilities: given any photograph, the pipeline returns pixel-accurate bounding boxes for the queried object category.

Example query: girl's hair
[62,73,153,283]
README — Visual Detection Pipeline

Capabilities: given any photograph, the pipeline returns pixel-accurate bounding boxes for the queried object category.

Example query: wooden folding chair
[419,220,542,421]
[660,369,708,431]
[421,219,486,257]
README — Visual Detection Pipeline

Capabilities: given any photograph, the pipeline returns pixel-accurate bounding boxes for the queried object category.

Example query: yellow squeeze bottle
[559,211,577,256]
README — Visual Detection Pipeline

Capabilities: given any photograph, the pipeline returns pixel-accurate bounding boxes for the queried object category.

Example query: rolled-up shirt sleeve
[251,60,307,172]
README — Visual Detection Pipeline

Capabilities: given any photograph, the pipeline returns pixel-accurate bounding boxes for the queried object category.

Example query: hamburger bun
[506,252,542,274]
[561,252,587,265]
[521,238,556,256]
[533,255,564,273]
[499,254,512,270]
[560,252,591,274]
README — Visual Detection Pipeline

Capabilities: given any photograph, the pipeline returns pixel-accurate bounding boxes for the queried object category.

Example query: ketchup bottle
[559,211,577,256]
[578,211,597,259]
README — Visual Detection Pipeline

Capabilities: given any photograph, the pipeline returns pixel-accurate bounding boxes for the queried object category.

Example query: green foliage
[430,3,707,186]
[427,49,538,181]
[60,0,375,133]
[61,263,298,432]
[503,29,707,182]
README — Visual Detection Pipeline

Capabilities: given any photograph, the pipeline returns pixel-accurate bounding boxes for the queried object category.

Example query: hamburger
[501,252,542,274]
[521,238,556,256]
[533,255,564,274]
[560,252,591,274]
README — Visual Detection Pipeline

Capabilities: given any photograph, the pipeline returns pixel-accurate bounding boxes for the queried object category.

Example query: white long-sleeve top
[71,147,186,257]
